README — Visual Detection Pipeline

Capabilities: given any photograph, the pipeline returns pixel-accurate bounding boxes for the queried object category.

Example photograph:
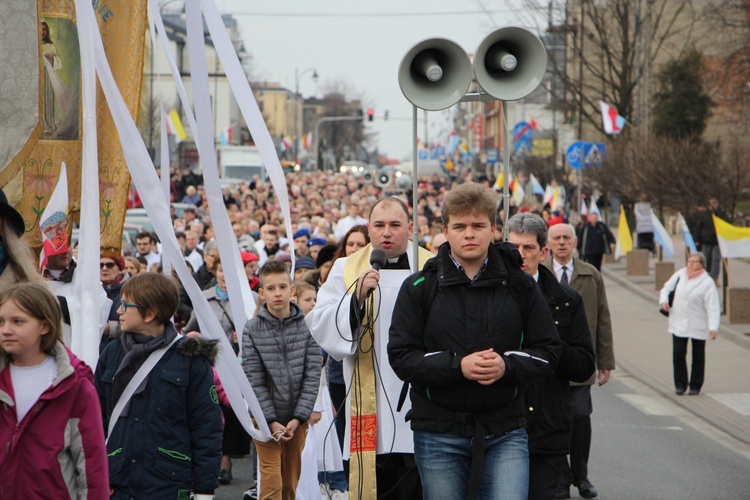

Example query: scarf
[111,323,178,411]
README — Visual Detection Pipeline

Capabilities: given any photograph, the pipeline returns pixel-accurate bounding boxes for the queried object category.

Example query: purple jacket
[0,343,109,498]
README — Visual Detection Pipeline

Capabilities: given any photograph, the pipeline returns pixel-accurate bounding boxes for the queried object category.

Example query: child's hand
[284,418,301,438]
[309,412,322,426]
[270,422,289,442]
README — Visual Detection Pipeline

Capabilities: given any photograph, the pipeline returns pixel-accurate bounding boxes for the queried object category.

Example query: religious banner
[0,0,42,201]
[2,0,147,256]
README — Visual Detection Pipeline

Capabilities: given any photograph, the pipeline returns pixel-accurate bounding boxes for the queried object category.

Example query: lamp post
[294,67,318,161]
[148,0,185,161]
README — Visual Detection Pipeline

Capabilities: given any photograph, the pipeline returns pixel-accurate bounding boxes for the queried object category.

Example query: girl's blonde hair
[0,283,62,356]
[294,281,316,297]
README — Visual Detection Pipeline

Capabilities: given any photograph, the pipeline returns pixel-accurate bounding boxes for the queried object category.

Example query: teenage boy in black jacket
[389,182,560,500]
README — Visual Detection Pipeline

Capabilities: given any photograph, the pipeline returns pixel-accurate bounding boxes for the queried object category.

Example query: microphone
[370,248,387,271]
[364,248,388,300]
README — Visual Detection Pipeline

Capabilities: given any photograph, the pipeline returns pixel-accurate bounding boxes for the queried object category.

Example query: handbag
[659,277,680,317]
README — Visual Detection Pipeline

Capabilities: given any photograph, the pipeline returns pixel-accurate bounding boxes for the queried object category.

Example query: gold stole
[343,243,433,499]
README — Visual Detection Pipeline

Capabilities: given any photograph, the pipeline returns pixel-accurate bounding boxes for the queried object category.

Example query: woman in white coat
[659,252,720,395]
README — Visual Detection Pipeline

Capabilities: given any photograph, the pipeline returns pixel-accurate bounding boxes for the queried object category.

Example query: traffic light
[367,108,374,122]
[384,110,389,121]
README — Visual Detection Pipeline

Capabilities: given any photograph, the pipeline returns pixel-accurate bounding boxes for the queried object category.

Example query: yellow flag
[493,172,504,191]
[614,205,633,259]
[168,109,187,142]
[713,214,750,258]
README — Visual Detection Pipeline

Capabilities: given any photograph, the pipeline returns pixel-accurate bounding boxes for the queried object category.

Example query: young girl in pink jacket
[0,283,109,498]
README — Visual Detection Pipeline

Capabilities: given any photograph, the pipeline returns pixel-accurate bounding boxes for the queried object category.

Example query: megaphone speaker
[396,174,413,191]
[398,37,472,111]
[474,27,547,101]
[376,171,392,188]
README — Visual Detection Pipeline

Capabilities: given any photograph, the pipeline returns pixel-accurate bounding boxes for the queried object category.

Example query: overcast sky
[211,0,549,161]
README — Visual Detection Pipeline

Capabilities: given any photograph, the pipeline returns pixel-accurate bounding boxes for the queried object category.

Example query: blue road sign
[515,141,531,157]
[583,142,606,166]
[566,141,586,169]
[513,122,534,142]
[486,148,499,164]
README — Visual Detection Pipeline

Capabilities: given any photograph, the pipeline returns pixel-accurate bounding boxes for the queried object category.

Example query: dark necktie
[561,266,569,285]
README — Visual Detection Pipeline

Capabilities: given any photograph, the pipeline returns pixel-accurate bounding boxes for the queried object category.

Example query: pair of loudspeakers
[398,27,548,110]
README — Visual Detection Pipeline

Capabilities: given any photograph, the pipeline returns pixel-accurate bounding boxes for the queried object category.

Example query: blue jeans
[318,470,347,492]
[414,428,529,500]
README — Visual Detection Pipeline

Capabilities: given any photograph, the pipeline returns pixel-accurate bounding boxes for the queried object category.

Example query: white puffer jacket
[660,269,720,340]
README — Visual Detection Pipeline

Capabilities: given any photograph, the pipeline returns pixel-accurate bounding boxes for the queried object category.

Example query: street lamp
[148,0,184,161]
[294,67,319,161]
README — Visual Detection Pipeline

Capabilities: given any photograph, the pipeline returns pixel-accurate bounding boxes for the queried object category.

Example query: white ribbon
[159,103,174,274]
[71,1,102,369]
[198,0,294,270]
[73,0,270,441]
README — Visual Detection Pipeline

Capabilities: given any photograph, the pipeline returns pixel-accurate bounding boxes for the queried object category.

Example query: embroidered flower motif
[25,158,56,198]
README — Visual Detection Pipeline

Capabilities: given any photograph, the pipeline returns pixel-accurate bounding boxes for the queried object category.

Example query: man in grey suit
[544,223,616,499]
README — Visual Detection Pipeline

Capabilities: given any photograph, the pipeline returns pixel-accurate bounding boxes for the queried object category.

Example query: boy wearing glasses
[94,272,223,499]
[242,260,321,500]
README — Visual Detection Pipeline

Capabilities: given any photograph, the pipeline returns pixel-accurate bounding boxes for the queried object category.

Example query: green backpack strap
[397,268,439,412]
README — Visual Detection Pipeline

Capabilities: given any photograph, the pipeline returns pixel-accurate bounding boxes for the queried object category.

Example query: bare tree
[589,132,728,216]
[699,0,750,133]
[317,80,376,166]
[528,0,697,134]
[715,138,750,221]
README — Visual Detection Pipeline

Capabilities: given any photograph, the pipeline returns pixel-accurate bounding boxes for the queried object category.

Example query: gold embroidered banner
[3,0,146,255]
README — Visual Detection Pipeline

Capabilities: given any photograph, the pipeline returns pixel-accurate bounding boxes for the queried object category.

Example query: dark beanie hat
[316,244,339,269]
[295,256,316,271]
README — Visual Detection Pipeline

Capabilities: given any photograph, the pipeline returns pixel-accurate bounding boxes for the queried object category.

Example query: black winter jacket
[526,266,595,455]
[95,329,223,498]
[577,221,615,258]
[388,243,561,438]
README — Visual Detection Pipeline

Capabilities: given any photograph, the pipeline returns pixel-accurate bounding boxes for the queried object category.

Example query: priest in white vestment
[306,197,432,499]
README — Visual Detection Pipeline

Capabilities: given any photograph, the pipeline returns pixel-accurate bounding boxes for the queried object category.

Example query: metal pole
[502,101,511,241]
[148,34,154,159]
[412,105,419,272]
[294,67,299,160]
[577,0,585,214]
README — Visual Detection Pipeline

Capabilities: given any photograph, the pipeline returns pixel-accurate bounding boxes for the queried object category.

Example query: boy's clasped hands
[270,418,301,442]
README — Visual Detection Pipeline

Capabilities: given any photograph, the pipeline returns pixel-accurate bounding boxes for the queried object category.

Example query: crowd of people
[0,165,727,500]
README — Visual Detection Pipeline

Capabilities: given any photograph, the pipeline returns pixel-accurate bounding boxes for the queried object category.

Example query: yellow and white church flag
[713,214,750,259]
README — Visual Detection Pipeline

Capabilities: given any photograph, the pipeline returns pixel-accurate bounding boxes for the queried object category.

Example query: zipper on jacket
[107,448,123,458]
[281,319,295,421]
[157,447,192,461]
